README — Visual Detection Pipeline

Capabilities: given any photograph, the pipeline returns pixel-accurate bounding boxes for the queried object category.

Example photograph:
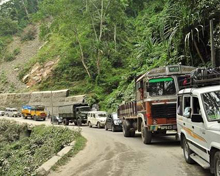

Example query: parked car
[105,113,122,132]
[6,108,21,117]
[0,111,5,116]
[51,115,63,125]
[87,111,107,128]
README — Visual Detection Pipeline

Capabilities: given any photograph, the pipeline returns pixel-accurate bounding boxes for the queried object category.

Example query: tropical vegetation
[0,120,81,176]
[0,0,220,110]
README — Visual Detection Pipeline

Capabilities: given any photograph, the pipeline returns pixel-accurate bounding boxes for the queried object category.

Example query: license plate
[160,125,177,130]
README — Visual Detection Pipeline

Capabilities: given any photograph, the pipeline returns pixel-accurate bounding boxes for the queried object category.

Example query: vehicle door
[177,95,184,133]
[89,113,94,124]
[182,95,193,143]
[93,113,98,125]
[190,96,209,161]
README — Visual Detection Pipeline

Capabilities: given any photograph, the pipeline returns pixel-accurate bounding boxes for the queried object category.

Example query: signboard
[168,66,180,73]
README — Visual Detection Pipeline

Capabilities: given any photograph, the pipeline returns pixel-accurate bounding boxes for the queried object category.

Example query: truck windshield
[203,91,220,121]
[149,77,176,96]
[35,108,44,111]
[79,107,90,111]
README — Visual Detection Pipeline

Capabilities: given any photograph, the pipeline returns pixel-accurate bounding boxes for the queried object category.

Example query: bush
[0,18,19,36]
[4,53,16,62]
[21,27,37,41]
[13,48,21,56]
[0,120,80,176]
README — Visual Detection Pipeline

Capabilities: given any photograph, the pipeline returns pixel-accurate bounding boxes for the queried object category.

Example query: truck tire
[77,119,82,126]
[141,123,152,144]
[123,120,131,137]
[214,151,220,176]
[63,119,69,126]
[182,137,194,164]
[130,130,135,137]
[88,122,92,128]
[34,116,37,121]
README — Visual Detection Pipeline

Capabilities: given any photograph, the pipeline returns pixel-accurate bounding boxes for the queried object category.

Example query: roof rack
[179,67,220,89]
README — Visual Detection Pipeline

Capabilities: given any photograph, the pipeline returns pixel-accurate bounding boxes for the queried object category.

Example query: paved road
[0,116,211,176]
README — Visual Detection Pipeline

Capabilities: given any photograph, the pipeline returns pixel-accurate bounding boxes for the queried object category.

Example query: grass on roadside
[51,135,87,171]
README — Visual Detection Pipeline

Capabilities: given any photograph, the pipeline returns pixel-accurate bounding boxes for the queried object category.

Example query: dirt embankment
[0,24,43,93]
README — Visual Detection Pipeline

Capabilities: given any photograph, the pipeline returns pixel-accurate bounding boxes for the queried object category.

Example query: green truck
[58,103,90,126]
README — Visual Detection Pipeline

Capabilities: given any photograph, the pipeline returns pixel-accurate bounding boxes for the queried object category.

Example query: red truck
[118,65,195,144]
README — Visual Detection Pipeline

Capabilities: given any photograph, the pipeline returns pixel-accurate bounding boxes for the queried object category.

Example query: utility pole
[210,19,216,67]
[50,91,54,124]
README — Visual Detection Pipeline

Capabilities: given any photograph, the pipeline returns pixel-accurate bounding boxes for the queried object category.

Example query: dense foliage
[0,120,80,176]
[0,0,40,60]
[1,0,220,111]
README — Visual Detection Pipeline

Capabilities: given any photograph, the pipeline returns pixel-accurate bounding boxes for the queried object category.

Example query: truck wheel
[77,119,82,126]
[214,151,220,176]
[182,137,194,164]
[141,123,152,144]
[112,125,115,132]
[97,122,101,129]
[130,130,135,137]
[123,120,131,137]
[63,119,69,126]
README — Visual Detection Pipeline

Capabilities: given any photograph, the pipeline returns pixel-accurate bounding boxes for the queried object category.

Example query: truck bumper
[148,124,177,131]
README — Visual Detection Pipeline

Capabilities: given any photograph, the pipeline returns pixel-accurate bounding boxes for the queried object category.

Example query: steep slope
[0,24,43,92]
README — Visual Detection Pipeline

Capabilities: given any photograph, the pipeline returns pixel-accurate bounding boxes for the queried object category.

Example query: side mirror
[191,114,203,123]
[183,107,191,118]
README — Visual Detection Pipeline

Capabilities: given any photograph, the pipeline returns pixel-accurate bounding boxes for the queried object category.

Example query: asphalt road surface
[0,116,212,176]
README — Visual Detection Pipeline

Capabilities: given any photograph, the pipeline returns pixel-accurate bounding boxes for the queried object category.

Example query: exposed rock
[31,63,41,74]
[23,58,60,87]
[22,74,30,83]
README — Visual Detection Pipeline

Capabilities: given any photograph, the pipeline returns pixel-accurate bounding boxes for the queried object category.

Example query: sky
[0,0,11,6]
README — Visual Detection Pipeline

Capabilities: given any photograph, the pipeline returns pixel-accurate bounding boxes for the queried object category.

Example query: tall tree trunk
[21,0,29,19]
[74,26,91,78]
[193,40,205,65]
[96,0,104,75]
[114,24,117,51]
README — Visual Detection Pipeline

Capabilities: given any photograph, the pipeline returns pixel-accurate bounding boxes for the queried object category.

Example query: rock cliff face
[22,59,60,87]
[0,89,86,115]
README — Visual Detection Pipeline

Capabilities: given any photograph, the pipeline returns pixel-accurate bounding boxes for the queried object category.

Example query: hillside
[0,0,220,110]
[0,24,43,92]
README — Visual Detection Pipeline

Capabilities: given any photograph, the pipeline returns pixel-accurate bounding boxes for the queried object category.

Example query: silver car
[6,108,21,117]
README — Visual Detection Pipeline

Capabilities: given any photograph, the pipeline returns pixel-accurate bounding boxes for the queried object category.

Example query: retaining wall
[0,89,85,115]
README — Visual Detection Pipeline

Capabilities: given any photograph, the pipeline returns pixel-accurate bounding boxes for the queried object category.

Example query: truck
[22,105,47,121]
[177,67,220,176]
[118,65,195,144]
[58,103,90,126]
